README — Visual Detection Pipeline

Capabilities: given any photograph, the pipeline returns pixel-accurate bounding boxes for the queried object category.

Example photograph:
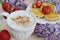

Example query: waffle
[45,12,59,21]
[32,3,37,8]
[31,8,44,18]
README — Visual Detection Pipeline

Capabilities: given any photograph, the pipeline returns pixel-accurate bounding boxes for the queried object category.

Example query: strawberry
[35,1,42,8]
[13,7,20,12]
[42,6,51,15]
[0,29,11,40]
[2,2,11,13]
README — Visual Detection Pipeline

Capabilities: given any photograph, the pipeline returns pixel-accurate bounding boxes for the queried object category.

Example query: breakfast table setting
[0,0,60,40]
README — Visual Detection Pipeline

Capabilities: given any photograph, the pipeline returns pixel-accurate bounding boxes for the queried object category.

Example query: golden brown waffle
[31,8,44,18]
[32,3,37,8]
[45,12,59,21]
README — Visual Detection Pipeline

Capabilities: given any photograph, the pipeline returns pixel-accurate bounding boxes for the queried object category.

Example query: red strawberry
[42,6,51,15]
[0,29,11,40]
[2,2,11,13]
[35,1,42,8]
[13,7,20,12]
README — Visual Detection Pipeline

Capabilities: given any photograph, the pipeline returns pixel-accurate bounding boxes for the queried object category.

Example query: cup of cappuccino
[1,10,36,40]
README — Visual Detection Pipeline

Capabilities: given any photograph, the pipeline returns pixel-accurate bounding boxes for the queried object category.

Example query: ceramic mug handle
[0,12,9,18]
[0,12,9,24]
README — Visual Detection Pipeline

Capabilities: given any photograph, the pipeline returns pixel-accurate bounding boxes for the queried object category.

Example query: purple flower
[34,23,56,40]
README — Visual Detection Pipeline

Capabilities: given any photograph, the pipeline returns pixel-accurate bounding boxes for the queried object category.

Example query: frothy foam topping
[11,15,35,28]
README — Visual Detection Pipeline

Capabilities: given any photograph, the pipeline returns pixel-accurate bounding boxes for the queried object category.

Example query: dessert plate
[26,4,60,24]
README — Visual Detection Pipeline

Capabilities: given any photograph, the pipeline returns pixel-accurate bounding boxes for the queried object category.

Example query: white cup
[1,10,37,40]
